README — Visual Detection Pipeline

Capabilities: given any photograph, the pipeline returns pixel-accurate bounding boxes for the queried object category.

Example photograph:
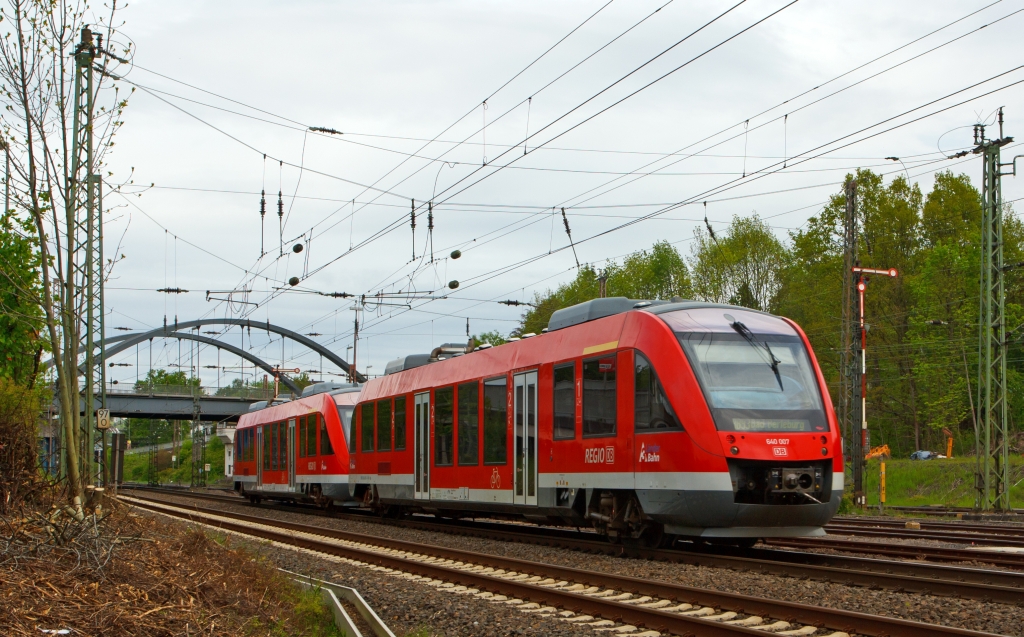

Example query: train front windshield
[660,307,827,433]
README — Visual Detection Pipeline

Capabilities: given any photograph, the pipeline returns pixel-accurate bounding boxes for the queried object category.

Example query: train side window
[321,413,335,456]
[635,352,683,432]
[361,403,375,453]
[263,424,271,470]
[483,376,507,464]
[553,363,576,439]
[583,355,617,437]
[279,421,287,469]
[435,386,455,466]
[378,399,393,452]
[272,422,281,470]
[298,416,306,458]
[394,396,407,450]
[307,413,318,455]
[458,381,480,465]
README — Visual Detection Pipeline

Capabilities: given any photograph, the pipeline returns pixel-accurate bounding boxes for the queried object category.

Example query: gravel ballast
[136,492,1023,636]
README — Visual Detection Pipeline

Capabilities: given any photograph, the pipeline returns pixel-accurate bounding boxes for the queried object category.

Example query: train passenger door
[513,371,538,506]
[256,426,263,488]
[414,392,430,500]
[287,418,297,491]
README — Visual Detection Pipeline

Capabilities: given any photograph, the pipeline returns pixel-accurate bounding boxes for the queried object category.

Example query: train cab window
[483,376,508,464]
[583,355,617,437]
[635,352,683,432]
[377,399,392,452]
[263,424,271,470]
[321,414,335,456]
[435,386,455,466]
[361,403,375,453]
[307,414,318,455]
[394,396,407,450]
[458,381,480,465]
[553,363,576,439]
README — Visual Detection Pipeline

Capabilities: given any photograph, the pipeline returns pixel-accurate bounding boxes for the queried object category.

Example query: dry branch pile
[0,498,329,636]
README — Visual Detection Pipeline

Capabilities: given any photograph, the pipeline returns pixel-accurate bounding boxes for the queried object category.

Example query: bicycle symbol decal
[490,467,501,489]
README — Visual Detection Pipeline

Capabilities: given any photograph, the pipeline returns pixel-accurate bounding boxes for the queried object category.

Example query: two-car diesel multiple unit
[357,298,840,544]
[233,298,842,545]
[233,385,360,506]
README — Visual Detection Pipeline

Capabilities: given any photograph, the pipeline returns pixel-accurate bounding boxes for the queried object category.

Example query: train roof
[373,298,787,391]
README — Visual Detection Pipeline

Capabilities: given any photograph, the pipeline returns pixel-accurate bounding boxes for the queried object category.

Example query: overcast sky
[98,0,1024,388]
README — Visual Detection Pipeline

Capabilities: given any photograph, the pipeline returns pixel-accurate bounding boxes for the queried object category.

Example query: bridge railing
[107,384,274,400]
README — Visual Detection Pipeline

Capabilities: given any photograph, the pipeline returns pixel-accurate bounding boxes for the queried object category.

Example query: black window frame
[483,376,508,465]
[582,354,618,438]
[552,362,576,440]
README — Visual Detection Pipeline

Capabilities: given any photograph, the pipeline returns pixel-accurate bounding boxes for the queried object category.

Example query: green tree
[690,214,787,311]
[0,211,45,387]
[520,241,691,334]
[473,331,509,346]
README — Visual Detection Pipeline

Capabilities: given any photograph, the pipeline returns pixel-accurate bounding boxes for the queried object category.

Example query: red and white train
[234,298,842,544]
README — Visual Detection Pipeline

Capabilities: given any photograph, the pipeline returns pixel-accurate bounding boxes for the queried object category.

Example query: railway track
[823,518,1024,547]
[123,495,1007,637]
[124,488,1024,604]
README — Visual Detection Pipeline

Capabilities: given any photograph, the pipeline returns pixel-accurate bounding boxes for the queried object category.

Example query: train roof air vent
[384,353,431,375]
[300,382,358,397]
[546,297,674,331]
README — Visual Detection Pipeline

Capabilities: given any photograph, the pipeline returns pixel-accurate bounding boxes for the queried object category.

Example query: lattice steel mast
[973,109,1013,510]
[71,27,106,485]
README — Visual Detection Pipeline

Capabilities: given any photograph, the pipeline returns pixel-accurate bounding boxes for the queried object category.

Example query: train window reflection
[394,396,407,450]
[458,382,480,465]
[321,413,336,455]
[435,387,455,466]
[635,352,682,432]
[378,399,392,452]
[483,377,507,464]
[582,355,617,437]
[553,363,575,439]
[361,403,375,453]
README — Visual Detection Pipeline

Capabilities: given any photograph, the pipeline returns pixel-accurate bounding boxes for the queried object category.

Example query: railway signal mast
[972,108,1016,510]
[850,265,898,507]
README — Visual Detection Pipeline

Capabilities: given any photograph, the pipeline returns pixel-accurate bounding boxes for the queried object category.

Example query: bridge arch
[102,317,364,383]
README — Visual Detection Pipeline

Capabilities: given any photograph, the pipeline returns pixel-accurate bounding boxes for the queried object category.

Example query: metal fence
[107,384,272,400]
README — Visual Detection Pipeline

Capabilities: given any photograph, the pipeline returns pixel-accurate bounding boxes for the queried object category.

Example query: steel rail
[125,488,1024,596]
[831,517,1024,536]
[126,497,1006,637]
[764,537,1024,568]
[824,524,1024,547]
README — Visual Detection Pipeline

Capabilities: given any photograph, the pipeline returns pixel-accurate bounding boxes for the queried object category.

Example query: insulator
[260,190,266,218]
[277,191,284,218]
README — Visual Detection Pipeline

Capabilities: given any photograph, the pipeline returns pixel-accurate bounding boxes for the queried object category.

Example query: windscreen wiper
[729,319,784,391]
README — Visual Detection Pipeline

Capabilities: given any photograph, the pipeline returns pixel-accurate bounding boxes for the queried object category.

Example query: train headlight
[821,447,828,456]
[725,434,736,444]
[730,446,739,455]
